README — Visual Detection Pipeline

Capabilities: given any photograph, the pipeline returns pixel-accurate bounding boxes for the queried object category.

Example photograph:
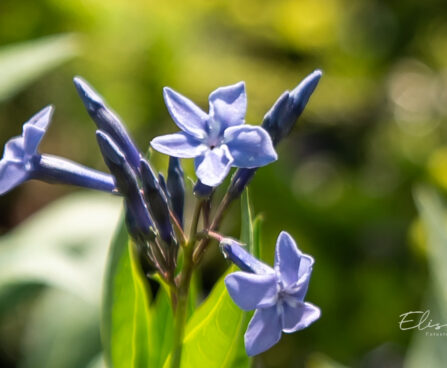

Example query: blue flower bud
[96,130,155,240]
[167,157,185,227]
[227,168,256,198]
[140,158,175,245]
[74,77,141,171]
[262,69,322,145]
[157,172,169,198]
[193,180,214,198]
[34,154,116,192]
[228,70,322,198]
[220,238,272,275]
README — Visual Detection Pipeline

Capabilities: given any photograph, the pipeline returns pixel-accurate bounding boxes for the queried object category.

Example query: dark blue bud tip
[73,76,104,110]
[193,180,214,198]
[291,69,323,102]
[95,130,125,165]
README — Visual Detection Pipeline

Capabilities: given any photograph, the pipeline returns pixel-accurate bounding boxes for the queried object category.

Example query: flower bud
[167,157,185,227]
[74,77,141,171]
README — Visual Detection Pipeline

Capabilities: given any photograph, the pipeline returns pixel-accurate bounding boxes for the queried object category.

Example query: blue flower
[151,83,278,187]
[222,232,320,356]
[0,106,115,195]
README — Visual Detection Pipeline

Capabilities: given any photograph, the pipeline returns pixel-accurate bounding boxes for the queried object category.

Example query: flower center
[204,118,223,149]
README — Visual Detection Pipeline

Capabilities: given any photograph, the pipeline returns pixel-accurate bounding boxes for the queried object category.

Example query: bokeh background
[2,0,447,367]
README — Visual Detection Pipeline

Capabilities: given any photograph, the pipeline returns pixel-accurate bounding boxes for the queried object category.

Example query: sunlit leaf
[149,287,175,367]
[163,270,246,368]
[101,217,152,368]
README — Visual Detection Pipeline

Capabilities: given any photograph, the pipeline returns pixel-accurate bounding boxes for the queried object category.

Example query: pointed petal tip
[312,69,323,78]
[73,76,104,108]
[26,105,55,132]
[95,130,125,165]
[301,69,323,87]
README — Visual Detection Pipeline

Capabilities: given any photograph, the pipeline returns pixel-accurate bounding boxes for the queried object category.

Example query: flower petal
[194,145,233,186]
[3,137,25,161]
[224,125,277,168]
[209,82,246,129]
[151,132,208,158]
[163,87,208,139]
[21,106,53,155]
[281,302,320,333]
[27,105,53,130]
[0,160,27,195]
[245,307,282,356]
[274,231,314,288]
[225,271,277,311]
[220,238,273,275]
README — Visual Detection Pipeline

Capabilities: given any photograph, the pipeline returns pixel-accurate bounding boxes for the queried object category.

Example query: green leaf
[149,287,175,367]
[0,34,79,101]
[0,191,121,304]
[163,270,246,368]
[240,188,254,252]
[252,215,263,261]
[21,290,101,368]
[0,191,121,368]
[235,188,258,368]
[101,216,152,368]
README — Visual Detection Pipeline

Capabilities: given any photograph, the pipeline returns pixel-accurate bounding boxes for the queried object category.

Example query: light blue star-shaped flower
[222,231,320,356]
[151,82,278,187]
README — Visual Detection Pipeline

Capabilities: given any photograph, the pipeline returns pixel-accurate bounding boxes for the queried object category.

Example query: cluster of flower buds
[73,77,184,280]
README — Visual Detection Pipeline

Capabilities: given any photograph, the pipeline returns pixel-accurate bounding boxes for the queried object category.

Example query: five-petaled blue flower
[151,82,278,187]
[222,231,320,356]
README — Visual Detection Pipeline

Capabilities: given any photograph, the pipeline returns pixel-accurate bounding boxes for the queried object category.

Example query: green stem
[170,200,203,368]
[192,192,233,264]
[170,244,194,368]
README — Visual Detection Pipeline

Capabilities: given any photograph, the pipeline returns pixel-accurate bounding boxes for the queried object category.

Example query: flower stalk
[170,199,203,368]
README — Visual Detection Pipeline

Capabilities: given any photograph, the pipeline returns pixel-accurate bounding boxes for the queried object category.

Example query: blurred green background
[1,0,447,367]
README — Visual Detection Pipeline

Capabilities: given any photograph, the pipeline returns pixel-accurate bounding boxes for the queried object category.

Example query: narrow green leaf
[236,188,257,368]
[252,215,263,261]
[102,216,152,368]
[240,188,254,252]
[0,34,79,101]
